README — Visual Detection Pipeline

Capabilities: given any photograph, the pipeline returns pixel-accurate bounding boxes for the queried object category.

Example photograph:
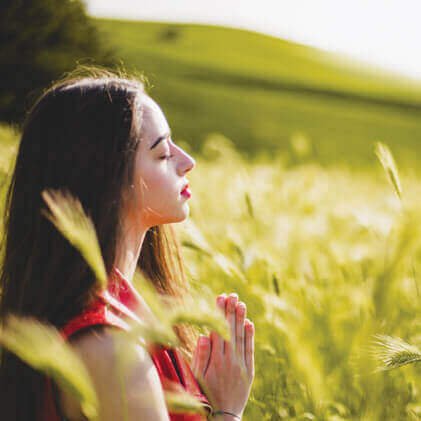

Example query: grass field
[1,19,421,421]
[1,124,420,420]
[93,18,421,166]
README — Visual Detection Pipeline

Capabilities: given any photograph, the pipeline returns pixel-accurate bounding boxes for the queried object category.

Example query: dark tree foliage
[0,0,115,124]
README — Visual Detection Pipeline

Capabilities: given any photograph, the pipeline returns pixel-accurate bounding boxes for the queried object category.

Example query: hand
[191,293,255,418]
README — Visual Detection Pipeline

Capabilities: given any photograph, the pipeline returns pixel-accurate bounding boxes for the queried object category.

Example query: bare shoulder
[57,326,169,421]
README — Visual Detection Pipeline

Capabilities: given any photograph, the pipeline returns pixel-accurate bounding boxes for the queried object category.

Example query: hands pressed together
[191,293,255,420]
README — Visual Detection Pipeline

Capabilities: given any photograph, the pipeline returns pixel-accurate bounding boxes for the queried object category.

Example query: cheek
[140,172,166,199]
[137,166,172,210]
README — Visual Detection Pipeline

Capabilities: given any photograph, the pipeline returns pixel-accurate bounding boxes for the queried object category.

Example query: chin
[174,211,190,223]
[157,212,189,226]
[171,206,190,223]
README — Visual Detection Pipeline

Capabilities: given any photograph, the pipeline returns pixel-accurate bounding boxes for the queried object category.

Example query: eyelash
[160,154,174,160]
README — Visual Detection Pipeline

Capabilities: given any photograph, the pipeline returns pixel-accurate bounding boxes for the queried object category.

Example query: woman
[0,69,255,420]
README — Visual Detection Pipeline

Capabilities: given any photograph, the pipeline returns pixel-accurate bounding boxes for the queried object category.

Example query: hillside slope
[94,19,421,165]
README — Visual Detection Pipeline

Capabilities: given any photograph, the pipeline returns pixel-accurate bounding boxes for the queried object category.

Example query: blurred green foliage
[173,137,421,420]
[0,0,114,123]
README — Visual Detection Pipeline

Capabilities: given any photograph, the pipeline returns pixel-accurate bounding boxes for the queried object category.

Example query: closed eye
[160,154,174,160]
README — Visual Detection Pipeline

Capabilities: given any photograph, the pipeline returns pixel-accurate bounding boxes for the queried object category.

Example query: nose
[184,154,195,173]
[176,146,195,175]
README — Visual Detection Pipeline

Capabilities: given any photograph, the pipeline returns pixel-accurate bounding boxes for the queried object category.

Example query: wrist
[209,409,242,420]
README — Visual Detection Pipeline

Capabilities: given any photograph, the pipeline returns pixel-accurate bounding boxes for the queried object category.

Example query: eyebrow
[150,132,171,150]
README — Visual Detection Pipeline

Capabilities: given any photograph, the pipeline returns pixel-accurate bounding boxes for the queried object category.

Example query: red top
[41,267,212,420]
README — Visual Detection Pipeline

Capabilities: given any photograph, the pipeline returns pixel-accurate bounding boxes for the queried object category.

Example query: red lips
[181,184,191,198]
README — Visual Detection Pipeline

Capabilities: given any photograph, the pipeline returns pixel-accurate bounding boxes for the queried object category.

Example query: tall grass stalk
[41,188,107,288]
[374,142,402,201]
[370,334,421,371]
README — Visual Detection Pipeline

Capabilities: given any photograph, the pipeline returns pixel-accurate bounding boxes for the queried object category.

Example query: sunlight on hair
[41,188,107,289]
[55,63,151,95]
[0,315,98,420]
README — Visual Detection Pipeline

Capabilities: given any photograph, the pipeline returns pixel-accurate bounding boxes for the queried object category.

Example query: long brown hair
[0,68,198,420]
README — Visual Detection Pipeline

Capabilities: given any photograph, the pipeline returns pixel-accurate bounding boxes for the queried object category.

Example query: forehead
[139,95,170,146]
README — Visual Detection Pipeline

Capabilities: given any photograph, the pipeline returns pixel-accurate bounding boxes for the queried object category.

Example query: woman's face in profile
[124,94,195,229]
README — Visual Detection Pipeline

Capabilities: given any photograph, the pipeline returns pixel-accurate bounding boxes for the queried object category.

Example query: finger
[191,335,204,375]
[209,330,224,366]
[216,294,227,354]
[244,319,255,378]
[236,301,246,364]
[195,335,211,378]
[216,293,227,317]
[226,293,238,358]
[216,292,227,307]
[191,336,200,376]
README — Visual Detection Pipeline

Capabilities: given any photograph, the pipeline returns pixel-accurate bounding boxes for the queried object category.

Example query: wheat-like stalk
[168,294,230,342]
[41,188,107,288]
[164,389,209,415]
[0,315,98,419]
[370,334,421,371]
[244,191,255,219]
[374,142,402,200]
[129,269,230,346]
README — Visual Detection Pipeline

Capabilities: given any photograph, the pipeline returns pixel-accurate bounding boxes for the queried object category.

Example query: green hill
[95,19,421,165]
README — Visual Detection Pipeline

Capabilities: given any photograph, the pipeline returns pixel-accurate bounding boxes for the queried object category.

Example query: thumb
[192,335,211,379]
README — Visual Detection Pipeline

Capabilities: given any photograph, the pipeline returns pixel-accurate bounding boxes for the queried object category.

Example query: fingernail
[237,304,245,314]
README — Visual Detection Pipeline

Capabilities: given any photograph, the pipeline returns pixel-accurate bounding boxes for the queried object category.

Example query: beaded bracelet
[211,409,241,420]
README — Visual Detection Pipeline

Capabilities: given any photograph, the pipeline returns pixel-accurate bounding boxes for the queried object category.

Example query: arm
[58,326,170,421]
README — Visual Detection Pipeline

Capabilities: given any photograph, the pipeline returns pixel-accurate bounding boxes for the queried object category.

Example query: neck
[113,221,149,284]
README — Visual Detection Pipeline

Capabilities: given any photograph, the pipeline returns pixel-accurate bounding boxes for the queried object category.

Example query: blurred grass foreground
[0,124,421,420]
